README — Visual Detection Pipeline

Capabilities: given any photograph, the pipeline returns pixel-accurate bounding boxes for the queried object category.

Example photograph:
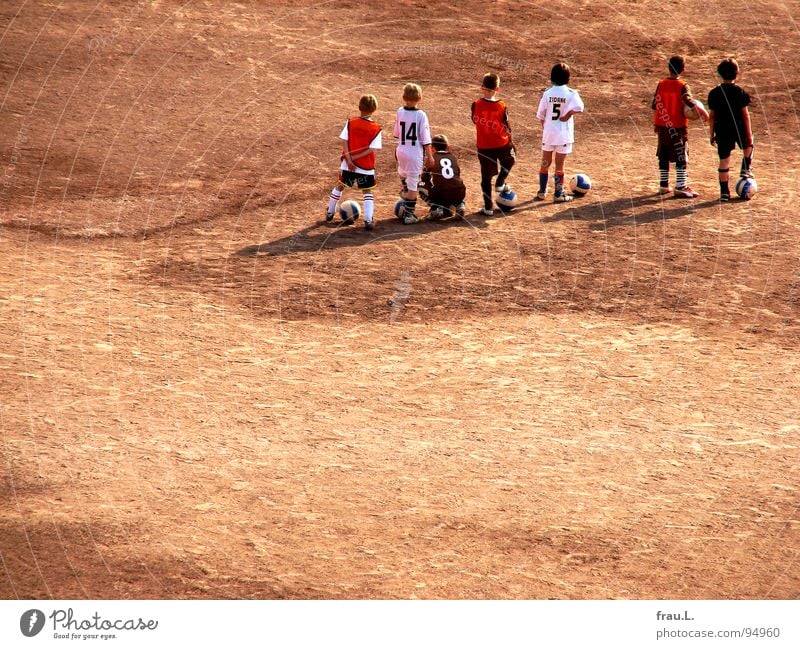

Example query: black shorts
[655,126,688,164]
[429,184,466,208]
[477,144,516,179]
[716,133,751,160]
[339,169,377,190]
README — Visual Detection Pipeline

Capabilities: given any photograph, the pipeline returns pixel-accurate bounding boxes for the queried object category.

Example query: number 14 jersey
[536,84,584,146]
[393,106,432,159]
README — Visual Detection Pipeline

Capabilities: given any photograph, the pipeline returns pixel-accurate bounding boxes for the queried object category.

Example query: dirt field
[1,0,799,599]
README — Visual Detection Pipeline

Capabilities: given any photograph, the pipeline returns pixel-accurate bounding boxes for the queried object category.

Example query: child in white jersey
[393,83,435,224]
[535,63,585,202]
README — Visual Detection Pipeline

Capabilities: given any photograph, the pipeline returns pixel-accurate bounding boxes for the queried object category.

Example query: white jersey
[393,106,432,159]
[339,119,382,175]
[536,84,584,146]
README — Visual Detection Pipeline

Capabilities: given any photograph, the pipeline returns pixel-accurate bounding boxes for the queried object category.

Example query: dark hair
[482,73,499,90]
[432,134,449,152]
[668,55,685,75]
[717,57,739,81]
[550,63,570,85]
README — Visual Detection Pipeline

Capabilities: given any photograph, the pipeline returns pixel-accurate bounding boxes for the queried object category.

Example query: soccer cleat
[479,207,494,216]
[719,193,731,202]
[427,207,445,221]
[740,170,754,179]
[553,193,573,203]
[535,191,547,201]
[364,219,375,231]
[454,202,466,218]
[673,186,699,198]
[402,214,419,225]
[325,211,335,222]
[495,183,513,194]
[658,185,672,195]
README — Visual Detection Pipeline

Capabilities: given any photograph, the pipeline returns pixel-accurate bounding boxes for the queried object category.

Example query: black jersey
[423,152,464,192]
[708,83,751,139]
[421,151,466,206]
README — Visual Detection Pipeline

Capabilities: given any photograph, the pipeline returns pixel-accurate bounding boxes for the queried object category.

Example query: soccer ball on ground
[394,199,407,220]
[735,176,758,200]
[338,199,361,222]
[569,173,592,196]
[684,99,708,121]
[496,189,519,212]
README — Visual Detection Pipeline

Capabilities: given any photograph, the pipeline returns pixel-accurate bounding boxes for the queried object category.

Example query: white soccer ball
[684,99,706,121]
[569,173,592,195]
[496,189,518,212]
[735,176,758,200]
[338,199,361,222]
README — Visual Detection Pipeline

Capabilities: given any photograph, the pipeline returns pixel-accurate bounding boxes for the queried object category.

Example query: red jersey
[471,98,512,149]
[341,117,382,171]
[652,78,690,128]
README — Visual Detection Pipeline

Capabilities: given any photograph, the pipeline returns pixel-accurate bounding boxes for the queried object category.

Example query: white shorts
[396,148,423,191]
[542,142,573,154]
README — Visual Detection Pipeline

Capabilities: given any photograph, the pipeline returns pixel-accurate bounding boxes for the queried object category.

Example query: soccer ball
[496,189,518,212]
[684,99,706,121]
[569,173,592,195]
[735,176,758,200]
[339,199,361,222]
[394,199,407,220]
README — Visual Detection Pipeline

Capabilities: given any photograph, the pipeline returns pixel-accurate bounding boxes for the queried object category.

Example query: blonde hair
[403,83,422,102]
[359,94,378,113]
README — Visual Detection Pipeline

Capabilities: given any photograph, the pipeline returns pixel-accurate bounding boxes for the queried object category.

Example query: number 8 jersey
[393,106,432,160]
[536,84,584,146]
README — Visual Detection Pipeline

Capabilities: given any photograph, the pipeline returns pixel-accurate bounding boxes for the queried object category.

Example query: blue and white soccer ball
[569,173,592,195]
[339,199,361,222]
[735,176,758,200]
[496,189,519,212]
[394,199,407,220]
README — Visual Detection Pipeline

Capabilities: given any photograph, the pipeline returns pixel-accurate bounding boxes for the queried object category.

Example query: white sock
[676,168,687,188]
[363,192,374,222]
[327,188,342,215]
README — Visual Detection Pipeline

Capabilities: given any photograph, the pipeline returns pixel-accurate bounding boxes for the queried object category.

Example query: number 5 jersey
[536,84,585,146]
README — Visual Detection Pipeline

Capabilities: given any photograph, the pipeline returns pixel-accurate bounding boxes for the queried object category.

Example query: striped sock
[539,169,549,194]
[404,199,417,215]
[659,168,669,187]
[363,192,374,222]
[676,168,687,188]
[327,187,342,215]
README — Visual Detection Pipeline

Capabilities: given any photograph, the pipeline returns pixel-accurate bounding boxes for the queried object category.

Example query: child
[471,73,516,216]
[393,83,435,225]
[326,94,382,230]
[651,55,706,198]
[536,62,585,202]
[419,134,467,219]
[707,57,754,201]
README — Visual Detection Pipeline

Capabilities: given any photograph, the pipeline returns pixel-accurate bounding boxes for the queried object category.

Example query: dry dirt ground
[1,0,799,599]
